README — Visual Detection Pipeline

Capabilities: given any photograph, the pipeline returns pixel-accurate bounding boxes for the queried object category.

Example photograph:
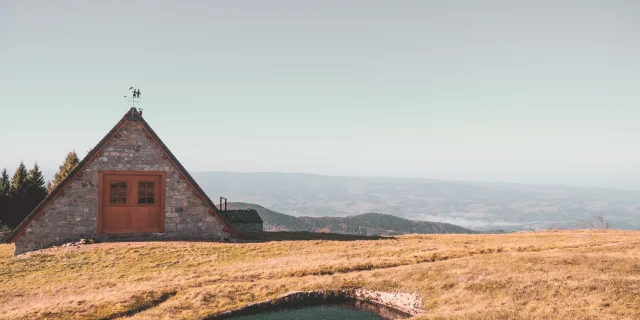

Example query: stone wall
[14,120,231,255]
[208,289,422,319]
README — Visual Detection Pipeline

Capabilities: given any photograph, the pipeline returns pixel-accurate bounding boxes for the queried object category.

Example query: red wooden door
[100,172,164,234]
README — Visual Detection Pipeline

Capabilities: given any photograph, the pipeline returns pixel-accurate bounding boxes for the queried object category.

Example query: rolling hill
[227,202,475,235]
[1,231,638,319]
[193,171,640,231]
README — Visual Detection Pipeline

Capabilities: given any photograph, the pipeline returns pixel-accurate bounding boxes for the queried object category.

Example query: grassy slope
[228,202,475,234]
[1,231,639,319]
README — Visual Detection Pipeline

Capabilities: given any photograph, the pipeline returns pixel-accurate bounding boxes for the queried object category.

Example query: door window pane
[138,182,155,204]
[109,181,127,204]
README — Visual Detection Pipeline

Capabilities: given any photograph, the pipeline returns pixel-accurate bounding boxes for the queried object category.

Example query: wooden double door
[99,171,165,234]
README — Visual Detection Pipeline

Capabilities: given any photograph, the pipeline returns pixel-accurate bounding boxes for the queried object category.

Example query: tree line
[0,152,80,238]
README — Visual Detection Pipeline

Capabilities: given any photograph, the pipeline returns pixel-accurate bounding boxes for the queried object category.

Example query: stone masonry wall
[14,120,231,255]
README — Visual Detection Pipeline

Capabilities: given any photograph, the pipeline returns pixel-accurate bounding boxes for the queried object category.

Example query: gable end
[5,108,236,244]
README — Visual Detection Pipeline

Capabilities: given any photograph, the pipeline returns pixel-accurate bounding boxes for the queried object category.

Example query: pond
[223,300,411,320]
[227,304,384,320]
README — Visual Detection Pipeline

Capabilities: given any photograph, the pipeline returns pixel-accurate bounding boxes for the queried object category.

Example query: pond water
[227,304,384,320]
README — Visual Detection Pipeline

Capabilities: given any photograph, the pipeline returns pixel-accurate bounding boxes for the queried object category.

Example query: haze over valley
[194,171,640,232]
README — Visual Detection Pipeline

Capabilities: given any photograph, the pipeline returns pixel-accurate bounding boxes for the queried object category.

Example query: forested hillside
[227,202,475,235]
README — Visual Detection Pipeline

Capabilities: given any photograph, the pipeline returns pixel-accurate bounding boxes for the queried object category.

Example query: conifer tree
[10,162,29,201]
[0,194,6,228]
[0,168,9,227]
[48,151,80,192]
[25,163,47,213]
[6,163,28,227]
[0,168,9,197]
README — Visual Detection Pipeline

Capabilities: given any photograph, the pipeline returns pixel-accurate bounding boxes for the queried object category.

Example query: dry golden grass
[1,230,639,319]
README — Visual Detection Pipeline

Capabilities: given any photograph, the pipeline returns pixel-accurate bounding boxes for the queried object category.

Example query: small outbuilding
[5,107,262,255]
[219,209,263,233]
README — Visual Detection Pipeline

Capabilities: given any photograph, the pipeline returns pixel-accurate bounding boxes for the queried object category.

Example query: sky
[1,1,639,189]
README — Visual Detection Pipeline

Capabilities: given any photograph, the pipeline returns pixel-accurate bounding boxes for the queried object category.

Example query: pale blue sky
[1,1,639,189]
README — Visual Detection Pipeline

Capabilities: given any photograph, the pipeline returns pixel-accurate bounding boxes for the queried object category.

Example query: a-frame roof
[5,107,237,243]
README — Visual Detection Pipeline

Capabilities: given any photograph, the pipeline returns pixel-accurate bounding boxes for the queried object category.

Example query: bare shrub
[546,224,561,231]
[0,223,12,242]
[594,213,610,230]
[577,213,610,230]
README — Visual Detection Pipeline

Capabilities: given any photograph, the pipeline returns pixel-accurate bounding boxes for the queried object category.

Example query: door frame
[97,170,166,234]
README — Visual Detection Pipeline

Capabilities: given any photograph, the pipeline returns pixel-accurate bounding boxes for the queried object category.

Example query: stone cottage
[5,107,262,255]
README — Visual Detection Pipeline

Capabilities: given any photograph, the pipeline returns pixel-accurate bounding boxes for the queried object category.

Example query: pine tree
[0,194,5,228]
[25,163,47,214]
[0,168,9,227]
[6,163,29,227]
[48,151,80,192]
[10,162,29,201]
[0,168,9,196]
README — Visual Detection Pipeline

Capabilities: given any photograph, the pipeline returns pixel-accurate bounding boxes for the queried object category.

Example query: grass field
[1,230,639,319]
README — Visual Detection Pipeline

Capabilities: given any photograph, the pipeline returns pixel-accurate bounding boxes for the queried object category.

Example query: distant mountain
[194,171,640,231]
[227,202,476,235]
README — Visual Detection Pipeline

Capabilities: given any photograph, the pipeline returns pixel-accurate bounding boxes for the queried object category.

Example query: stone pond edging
[350,289,422,315]
[205,289,423,319]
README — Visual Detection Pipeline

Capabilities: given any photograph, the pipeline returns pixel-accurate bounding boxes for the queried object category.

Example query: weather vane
[124,87,142,112]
